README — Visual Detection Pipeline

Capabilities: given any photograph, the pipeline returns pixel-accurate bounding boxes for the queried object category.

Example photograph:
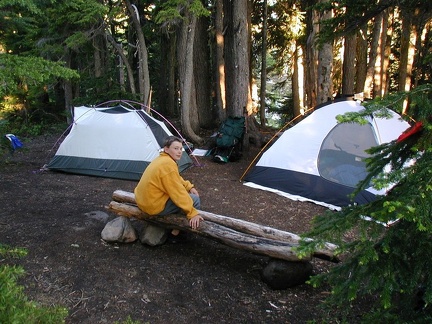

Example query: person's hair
[163,136,183,148]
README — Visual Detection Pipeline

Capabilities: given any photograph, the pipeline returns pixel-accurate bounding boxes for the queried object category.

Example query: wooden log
[109,190,339,262]
[112,190,136,204]
[108,200,310,262]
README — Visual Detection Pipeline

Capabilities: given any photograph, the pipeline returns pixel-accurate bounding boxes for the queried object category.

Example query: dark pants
[159,194,200,215]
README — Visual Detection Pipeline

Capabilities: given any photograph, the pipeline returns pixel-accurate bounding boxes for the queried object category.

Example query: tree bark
[177,10,203,144]
[259,0,268,126]
[223,0,250,117]
[364,12,383,99]
[305,5,318,109]
[355,28,368,94]
[157,32,176,117]
[63,48,73,124]
[399,8,420,114]
[342,32,357,96]
[414,20,431,85]
[109,190,339,262]
[123,0,151,105]
[398,8,418,94]
[195,14,214,129]
[381,9,393,96]
[292,43,303,117]
[214,0,227,123]
[316,0,333,105]
[373,9,388,98]
[93,36,103,79]
[105,29,136,94]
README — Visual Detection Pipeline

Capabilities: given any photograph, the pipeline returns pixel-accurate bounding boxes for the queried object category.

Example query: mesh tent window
[318,122,378,188]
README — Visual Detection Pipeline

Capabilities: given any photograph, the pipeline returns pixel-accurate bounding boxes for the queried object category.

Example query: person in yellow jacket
[134,136,203,240]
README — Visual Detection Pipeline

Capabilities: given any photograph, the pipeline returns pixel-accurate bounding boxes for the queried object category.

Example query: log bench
[108,190,339,263]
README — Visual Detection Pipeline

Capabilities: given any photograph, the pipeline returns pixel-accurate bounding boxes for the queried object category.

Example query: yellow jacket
[134,152,198,219]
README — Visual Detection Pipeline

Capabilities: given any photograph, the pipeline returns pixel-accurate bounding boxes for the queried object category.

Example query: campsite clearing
[0,133,367,323]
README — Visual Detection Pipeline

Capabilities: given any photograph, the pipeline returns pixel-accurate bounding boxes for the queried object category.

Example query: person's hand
[190,187,199,196]
[189,215,203,229]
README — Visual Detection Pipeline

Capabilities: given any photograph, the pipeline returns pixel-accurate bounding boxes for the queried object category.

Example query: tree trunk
[93,36,103,79]
[214,0,227,123]
[355,28,368,94]
[157,31,169,118]
[398,8,418,93]
[414,20,431,85]
[123,0,151,105]
[342,32,357,96]
[109,190,339,262]
[316,1,333,105]
[259,0,268,126]
[373,9,389,98]
[63,48,73,124]
[189,76,200,132]
[399,8,419,114]
[105,29,136,94]
[381,9,393,96]
[157,33,175,117]
[364,12,383,99]
[305,6,318,108]
[223,0,250,117]
[167,35,178,117]
[177,10,203,144]
[292,43,303,117]
[195,14,214,129]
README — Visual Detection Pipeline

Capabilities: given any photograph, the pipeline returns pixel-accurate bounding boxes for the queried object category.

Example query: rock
[101,216,137,243]
[261,259,313,290]
[85,210,110,222]
[139,222,168,246]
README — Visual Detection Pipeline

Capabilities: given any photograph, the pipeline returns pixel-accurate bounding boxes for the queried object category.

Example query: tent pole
[239,107,314,182]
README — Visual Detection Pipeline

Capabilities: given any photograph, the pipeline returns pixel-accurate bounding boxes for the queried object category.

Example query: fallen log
[108,190,339,262]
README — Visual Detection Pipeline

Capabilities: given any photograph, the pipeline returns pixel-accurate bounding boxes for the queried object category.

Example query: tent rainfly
[47,105,192,180]
[243,100,410,210]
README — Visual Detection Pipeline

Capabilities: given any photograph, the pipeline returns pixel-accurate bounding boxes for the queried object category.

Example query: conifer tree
[299,84,432,322]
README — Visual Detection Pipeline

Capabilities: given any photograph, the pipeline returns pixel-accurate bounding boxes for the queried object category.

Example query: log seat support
[108,190,339,263]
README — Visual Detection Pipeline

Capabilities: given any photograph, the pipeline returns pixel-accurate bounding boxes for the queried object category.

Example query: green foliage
[114,315,147,324]
[155,0,210,26]
[0,0,42,14]
[0,244,68,323]
[0,54,80,98]
[0,95,68,138]
[314,0,432,45]
[298,84,432,321]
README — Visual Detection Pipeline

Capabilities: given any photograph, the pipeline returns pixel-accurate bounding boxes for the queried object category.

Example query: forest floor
[0,132,350,324]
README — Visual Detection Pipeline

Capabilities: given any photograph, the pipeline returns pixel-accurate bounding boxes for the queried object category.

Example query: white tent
[243,100,410,210]
[47,105,192,180]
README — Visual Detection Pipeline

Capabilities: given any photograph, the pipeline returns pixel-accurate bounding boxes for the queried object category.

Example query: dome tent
[47,104,192,180]
[243,100,410,210]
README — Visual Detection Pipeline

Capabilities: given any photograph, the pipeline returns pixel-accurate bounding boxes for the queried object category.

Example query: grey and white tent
[243,100,410,210]
[47,105,192,180]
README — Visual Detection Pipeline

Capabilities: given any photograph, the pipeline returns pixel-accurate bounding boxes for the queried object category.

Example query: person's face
[164,141,183,161]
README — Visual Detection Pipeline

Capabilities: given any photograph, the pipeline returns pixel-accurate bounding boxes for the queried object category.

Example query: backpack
[213,116,245,163]
[215,116,245,148]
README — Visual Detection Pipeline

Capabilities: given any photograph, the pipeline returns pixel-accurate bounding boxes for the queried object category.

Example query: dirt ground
[0,133,338,324]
